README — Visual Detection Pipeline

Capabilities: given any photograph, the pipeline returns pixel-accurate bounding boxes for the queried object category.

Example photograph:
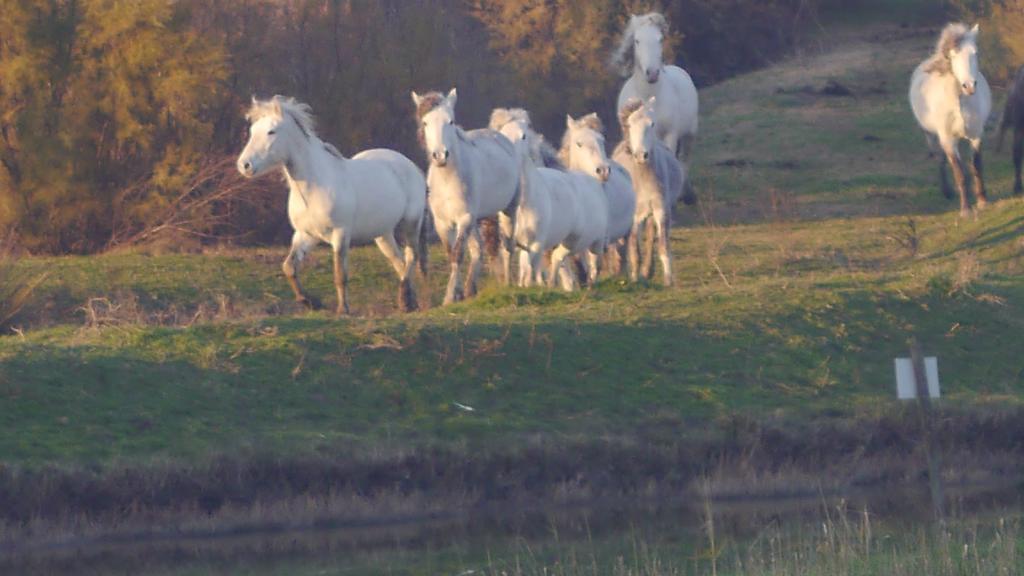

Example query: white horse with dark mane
[237,96,427,315]
[910,23,992,217]
[490,108,578,287]
[412,89,520,304]
[558,113,639,287]
[614,97,685,286]
[612,12,698,204]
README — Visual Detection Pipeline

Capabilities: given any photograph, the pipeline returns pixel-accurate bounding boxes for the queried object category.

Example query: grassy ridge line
[1,199,1022,464]
[2,19,1024,466]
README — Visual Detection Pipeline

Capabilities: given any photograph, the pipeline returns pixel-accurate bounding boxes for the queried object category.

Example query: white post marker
[894,356,940,400]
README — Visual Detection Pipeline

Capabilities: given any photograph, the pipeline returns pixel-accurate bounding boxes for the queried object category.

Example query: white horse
[559,113,636,282]
[490,108,578,287]
[237,96,427,315]
[614,97,685,286]
[412,89,519,304]
[612,12,698,204]
[910,23,992,217]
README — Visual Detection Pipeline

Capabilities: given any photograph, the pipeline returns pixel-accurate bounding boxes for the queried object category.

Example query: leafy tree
[0,0,227,253]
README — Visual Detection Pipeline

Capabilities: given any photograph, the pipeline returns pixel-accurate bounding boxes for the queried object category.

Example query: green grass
[2,18,1024,467]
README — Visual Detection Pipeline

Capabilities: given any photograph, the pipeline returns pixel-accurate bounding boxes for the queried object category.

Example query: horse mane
[923,23,972,75]
[247,95,316,140]
[610,12,669,78]
[489,108,564,169]
[537,137,565,170]
[617,98,647,155]
[558,114,605,166]
[488,108,530,132]
[415,91,448,149]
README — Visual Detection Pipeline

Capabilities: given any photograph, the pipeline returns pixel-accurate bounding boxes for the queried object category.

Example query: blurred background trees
[0,0,1007,254]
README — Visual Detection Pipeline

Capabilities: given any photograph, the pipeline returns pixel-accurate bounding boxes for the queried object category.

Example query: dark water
[4,483,1021,576]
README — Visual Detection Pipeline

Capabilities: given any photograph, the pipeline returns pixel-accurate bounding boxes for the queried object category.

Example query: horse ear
[566,114,576,129]
[270,97,283,118]
[411,91,423,107]
[647,96,657,107]
[447,88,458,107]
[970,23,980,38]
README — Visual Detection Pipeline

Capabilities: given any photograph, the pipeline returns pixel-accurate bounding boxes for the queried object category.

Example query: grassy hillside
[1,20,1023,471]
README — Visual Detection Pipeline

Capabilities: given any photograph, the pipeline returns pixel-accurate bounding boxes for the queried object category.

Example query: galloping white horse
[412,89,519,304]
[612,12,698,204]
[910,23,992,217]
[559,113,636,282]
[490,108,578,287]
[614,98,685,286]
[237,96,427,315]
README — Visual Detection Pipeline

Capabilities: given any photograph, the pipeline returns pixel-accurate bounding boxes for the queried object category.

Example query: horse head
[238,96,312,178]
[948,24,981,96]
[563,113,611,182]
[413,88,458,167]
[620,97,657,165]
[631,13,668,84]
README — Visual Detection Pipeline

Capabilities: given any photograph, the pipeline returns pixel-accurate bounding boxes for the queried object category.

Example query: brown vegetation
[2,408,1022,550]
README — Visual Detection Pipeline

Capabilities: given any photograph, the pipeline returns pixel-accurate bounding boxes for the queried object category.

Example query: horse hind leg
[330,230,351,316]
[969,140,988,209]
[497,211,516,286]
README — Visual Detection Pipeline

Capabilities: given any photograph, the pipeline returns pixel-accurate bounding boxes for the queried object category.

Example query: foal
[614,98,685,286]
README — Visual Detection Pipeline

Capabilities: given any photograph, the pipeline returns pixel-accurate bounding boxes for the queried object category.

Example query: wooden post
[910,337,944,522]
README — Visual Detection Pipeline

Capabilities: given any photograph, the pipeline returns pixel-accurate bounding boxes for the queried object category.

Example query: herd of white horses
[237,14,1024,315]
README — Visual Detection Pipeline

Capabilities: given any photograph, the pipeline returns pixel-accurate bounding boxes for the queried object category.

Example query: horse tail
[417,207,431,277]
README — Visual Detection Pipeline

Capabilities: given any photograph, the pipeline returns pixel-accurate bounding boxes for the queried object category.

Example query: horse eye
[576,142,583,148]
[267,130,276,136]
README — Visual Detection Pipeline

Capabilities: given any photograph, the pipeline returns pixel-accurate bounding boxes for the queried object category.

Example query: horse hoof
[959,209,972,219]
[976,200,988,211]
[335,306,350,317]
[1015,184,1023,196]
[298,296,322,311]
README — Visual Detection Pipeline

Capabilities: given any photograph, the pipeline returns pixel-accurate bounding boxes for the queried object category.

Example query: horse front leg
[642,217,656,279]
[655,210,673,287]
[969,140,988,209]
[1014,130,1023,196]
[330,230,351,316]
[282,232,321,311]
[628,218,642,283]
[444,220,469,305]
[374,231,417,313]
[942,143,970,218]
[465,223,483,299]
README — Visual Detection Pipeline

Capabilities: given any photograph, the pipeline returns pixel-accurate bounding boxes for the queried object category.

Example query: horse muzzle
[237,159,257,178]
[431,150,450,167]
[635,151,651,164]
[962,82,977,96]
[646,68,661,84]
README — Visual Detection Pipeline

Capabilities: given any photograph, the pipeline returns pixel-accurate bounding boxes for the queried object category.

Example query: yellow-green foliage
[0,0,226,253]
[951,0,1024,81]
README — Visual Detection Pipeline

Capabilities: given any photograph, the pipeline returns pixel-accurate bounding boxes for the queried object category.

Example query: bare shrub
[0,231,47,333]
[106,157,285,251]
